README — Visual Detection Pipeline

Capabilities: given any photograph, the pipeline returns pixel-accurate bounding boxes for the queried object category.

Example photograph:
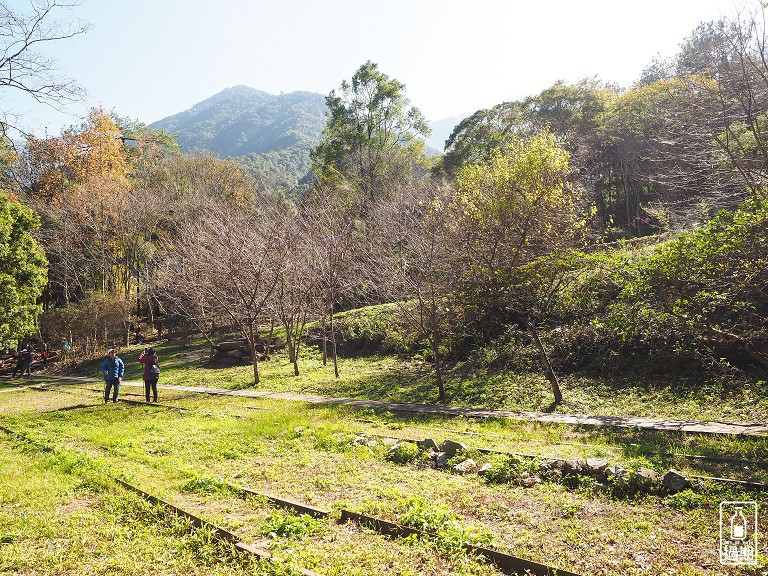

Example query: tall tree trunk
[247,320,259,385]
[321,315,327,366]
[330,309,339,378]
[431,335,445,401]
[285,329,300,376]
[293,329,302,376]
[622,161,632,232]
[526,319,562,404]
[266,317,275,357]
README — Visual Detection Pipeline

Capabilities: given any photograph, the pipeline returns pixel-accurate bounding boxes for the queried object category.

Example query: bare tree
[166,198,287,385]
[302,185,362,378]
[625,10,768,226]
[1,0,90,133]
[368,180,455,400]
[273,210,319,376]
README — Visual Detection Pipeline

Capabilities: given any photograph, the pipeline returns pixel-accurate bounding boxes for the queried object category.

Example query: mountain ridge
[150,85,461,190]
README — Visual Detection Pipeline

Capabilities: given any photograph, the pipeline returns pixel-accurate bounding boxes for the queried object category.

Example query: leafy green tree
[451,131,586,403]
[0,191,47,348]
[674,20,730,77]
[599,79,680,231]
[440,80,615,179]
[311,61,430,199]
[439,102,526,177]
[523,79,614,147]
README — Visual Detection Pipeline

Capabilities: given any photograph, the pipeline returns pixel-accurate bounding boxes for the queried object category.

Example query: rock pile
[210,337,286,366]
[382,435,694,496]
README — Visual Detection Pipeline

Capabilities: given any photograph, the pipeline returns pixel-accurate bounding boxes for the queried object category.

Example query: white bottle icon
[731,507,747,541]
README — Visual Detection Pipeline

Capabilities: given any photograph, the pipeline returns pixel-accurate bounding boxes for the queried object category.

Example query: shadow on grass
[576,424,768,482]
[305,365,443,404]
[0,379,31,390]
[40,403,101,414]
[58,336,768,426]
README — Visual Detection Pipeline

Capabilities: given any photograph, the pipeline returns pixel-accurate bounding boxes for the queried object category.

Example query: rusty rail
[0,425,321,576]
[340,510,582,576]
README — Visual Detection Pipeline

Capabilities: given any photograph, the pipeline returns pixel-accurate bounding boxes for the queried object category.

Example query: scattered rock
[478,463,493,476]
[366,440,378,448]
[417,438,439,451]
[453,459,479,475]
[540,459,565,474]
[439,439,467,457]
[386,442,419,464]
[352,435,367,446]
[435,452,451,469]
[635,467,660,488]
[210,337,286,366]
[662,469,690,493]
[606,465,631,486]
[586,458,610,475]
[520,473,542,487]
[217,341,246,352]
[564,458,587,475]
[293,426,305,435]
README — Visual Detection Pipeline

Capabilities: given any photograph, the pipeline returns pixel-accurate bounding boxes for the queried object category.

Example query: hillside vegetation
[1,11,768,412]
[150,86,327,191]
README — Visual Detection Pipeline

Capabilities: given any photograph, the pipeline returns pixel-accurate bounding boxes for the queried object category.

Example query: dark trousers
[104,378,120,403]
[144,378,158,402]
[11,360,24,378]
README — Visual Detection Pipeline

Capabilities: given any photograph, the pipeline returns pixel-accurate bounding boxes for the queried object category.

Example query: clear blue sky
[5,0,739,136]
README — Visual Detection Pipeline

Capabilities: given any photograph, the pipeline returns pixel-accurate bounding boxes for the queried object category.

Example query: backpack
[151,364,161,376]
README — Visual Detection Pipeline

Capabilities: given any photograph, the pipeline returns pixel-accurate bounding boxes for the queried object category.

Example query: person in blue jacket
[101,348,125,403]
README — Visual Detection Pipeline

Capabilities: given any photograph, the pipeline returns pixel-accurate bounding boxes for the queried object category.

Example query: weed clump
[481,454,538,484]
[261,510,327,540]
[664,489,710,510]
[386,442,420,464]
[180,475,238,496]
[399,497,495,552]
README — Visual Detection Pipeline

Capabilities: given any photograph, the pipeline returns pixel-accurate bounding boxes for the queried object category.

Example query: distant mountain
[426,114,470,152]
[150,85,327,190]
[151,86,464,190]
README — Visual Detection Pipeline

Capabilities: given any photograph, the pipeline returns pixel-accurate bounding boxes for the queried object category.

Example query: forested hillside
[150,86,327,191]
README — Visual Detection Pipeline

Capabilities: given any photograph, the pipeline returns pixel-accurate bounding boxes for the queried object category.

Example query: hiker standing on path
[138,346,159,402]
[101,348,125,403]
[10,348,24,378]
[21,346,33,378]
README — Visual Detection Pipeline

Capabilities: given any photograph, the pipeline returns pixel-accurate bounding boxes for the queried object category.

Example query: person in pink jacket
[137,346,160,402]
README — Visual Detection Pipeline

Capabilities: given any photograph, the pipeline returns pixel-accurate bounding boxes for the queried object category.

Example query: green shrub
[399,497,495,552]
[665,489,709,511]
[180,475,236,495]
[314,431,356,452]
[481,454,538,484]
[386,442,420,464]
[261,511,327,539]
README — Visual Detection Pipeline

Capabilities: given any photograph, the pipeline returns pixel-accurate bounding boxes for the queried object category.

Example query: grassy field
[1,344,768,575]
[64,334,768,424]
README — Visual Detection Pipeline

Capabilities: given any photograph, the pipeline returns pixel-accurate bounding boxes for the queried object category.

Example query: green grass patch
[6,358,768,574]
